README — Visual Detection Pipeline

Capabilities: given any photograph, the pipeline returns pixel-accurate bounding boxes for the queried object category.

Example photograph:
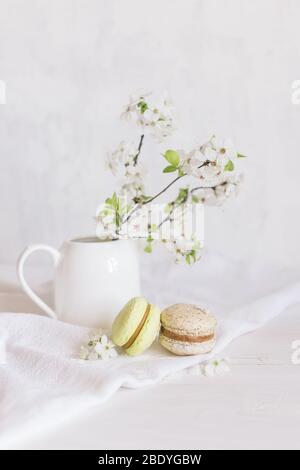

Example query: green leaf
[224,159,234,171]
[163,165,177,173]
[192,195,200,204]
[164,202,174,214]
[176,187,189,204]
[177,167,185,177]
[105,193,118,209]
[111,192,118,209]
[144,244,152,253]
[185,254,191,265]
[164,150,180,168]
[115,213,121,228]
[136,194,152,203]
[137,100,148,114]
[190,249,197,263]
[237,153,247,158]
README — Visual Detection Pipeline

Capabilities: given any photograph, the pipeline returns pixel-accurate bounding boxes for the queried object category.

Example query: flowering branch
[135,160,210,206]
[191,180,229,193]
[158,187,189,229]
[96,92,247,264]
[143,175,183,205]
[123,161,210,225]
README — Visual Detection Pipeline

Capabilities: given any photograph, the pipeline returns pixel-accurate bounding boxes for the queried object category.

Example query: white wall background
[0,0,300,270]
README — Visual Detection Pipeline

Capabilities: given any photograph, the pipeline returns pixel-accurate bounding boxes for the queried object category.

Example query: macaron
[112,297,161,356]
[159,303,217,356]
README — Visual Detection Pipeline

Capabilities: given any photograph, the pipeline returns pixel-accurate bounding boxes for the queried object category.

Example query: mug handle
[17,244,60,320]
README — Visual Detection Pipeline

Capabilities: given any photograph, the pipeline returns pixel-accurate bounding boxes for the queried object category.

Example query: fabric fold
[0,279,299,448]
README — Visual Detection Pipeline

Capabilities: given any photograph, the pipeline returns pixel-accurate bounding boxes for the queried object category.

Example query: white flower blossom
[163,235,202,264]
[120,99,137,122]
[120,91,152,122]
[79,346,98,361]
[121,92,177,141]
[95,205,117,240]
[183,148,222,181]
[88,329,104,346]
[124,163,146,183]
[94,335,118,359]
[181,136,240,185]
[106,141,139,176]
[79,333,118,361]
[203,358,230,377]
[122,206,150,239]
[106,140,146,201]
[97,93,246,265]
[208,136,237,164]
[120,162,146,199]
[192,173,242,206]
[140,108,161,126]
[172,234,193,252]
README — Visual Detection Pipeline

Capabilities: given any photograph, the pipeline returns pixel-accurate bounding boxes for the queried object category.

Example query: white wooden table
[1,264,299,450]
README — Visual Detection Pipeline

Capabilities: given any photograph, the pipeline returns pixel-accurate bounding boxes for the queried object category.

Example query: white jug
[17,237,141,328]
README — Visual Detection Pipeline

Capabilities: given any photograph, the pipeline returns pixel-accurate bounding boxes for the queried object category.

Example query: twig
[144,175,183,205]
[157,191,189,230]
[143,160,210,206]
[123,160,211,225]
[190,180,235,194]
[133,134,144,166]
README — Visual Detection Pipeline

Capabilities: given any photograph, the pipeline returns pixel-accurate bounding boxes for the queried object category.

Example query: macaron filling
[122,303,151,350]
[161,326,214,343]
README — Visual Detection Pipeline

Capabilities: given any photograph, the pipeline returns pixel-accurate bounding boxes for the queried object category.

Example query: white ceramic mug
[17,237,141,328]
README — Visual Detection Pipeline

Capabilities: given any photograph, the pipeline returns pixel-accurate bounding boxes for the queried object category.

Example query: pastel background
[0,0,299,270]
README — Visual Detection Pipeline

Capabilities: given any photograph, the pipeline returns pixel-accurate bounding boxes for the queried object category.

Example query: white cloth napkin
[0,279,300,449]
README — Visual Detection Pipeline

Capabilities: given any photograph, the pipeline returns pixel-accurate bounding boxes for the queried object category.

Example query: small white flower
[120,92,151,122]
[94,335,118,360]
[163,235,202,264]
[105,153,119,177]
[79,345,91,361]
[124,206,150,238]
[175,237,195,253]
[203,358,230,377]
[122,92,176,141]
[124,163,146,180]
[183,148,222,182]
[88,329,104,346]
[182,136,239,185]
[210,136,237,164]
[194,187,217,206]
[192,173,242,207]
[106,141,139,176]
[140,108,161,126]
[120,103,136,122]
[95,208,117,240]
[120,162,146,200]
[79,333,118,361]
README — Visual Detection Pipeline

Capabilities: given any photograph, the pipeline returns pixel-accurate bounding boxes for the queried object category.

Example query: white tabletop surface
[1,263,300,450]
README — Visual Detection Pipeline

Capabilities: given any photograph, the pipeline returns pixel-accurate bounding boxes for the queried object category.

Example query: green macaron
[112,297,161,356]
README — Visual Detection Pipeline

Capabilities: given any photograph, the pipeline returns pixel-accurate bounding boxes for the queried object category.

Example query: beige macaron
[159,303,217,356]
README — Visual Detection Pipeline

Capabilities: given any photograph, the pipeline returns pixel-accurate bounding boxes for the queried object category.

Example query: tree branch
[133,134,144,166]
[143,160,210,206]
[190,180,235,194]
[123,160,211,225]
